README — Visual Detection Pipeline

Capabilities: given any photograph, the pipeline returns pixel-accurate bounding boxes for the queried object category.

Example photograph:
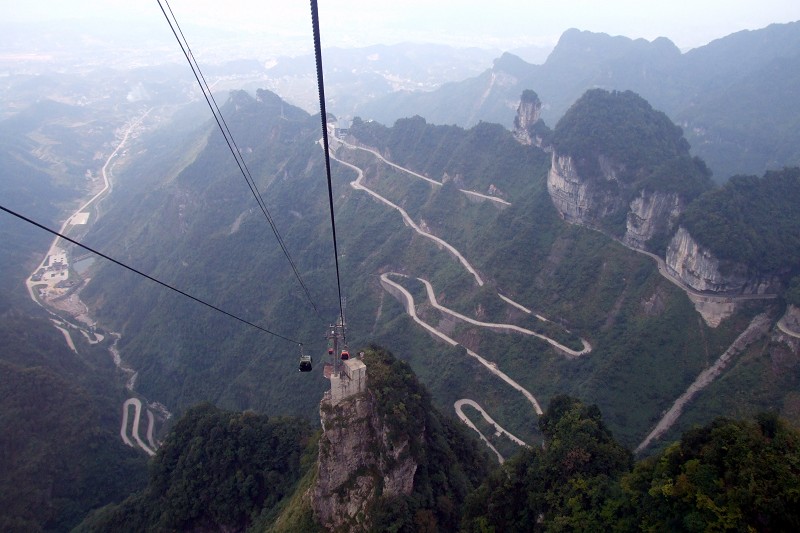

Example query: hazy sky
[6,0,800,55]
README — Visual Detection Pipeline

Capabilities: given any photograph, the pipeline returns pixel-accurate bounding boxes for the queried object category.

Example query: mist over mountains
[1,18,800,531]
[355,22,800,181]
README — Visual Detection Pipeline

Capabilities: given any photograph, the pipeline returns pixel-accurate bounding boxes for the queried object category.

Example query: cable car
[298,344,312,372]
[327,330,335,354]
[340,349,350,361]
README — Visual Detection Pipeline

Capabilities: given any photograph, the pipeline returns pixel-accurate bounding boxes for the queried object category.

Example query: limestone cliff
[312,391,417,532]
[547,89,711,246]
[623,189,683,249]
[547,153,624,226]
[309,347,490,532]
[665,227,782,294]
[513,90,544,146]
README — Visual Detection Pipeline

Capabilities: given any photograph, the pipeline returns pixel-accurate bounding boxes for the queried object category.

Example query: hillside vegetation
[360,346,492,532]
[464,396,800,532]
[76,361,800,532]
[0,326,147,531]
[76,404,313,532]
[553,90,689,183]
[76,87,787,453]
[680,166,800,271]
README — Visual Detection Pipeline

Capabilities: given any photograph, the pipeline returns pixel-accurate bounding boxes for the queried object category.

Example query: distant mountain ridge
[356,22,800,181]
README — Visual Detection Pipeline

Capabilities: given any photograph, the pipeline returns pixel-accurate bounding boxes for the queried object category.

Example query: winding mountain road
[27,110,151,302]
[380,272,543,416]
[336,137,511,206]
[498,293,549,322]
[331,148,485,286]
[623,240,778,302]
[777,314,800,339]
[417,277,591,357]
[330,141,590,354]
[455,399,527,463]
[327,134,609,459]
[121,398,156,456]
[21,110,167,455]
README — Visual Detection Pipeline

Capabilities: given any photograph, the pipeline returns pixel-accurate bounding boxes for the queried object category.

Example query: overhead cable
[310,0,346,336]
[156,0,321,319]
[1,204,302,345]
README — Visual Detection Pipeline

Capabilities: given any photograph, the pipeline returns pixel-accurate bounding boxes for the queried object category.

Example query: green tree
[620,414,800,532]
[462,396,631,532]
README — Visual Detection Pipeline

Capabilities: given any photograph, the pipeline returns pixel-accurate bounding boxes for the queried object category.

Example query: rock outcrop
[312,391,417,532]
[665,227,783,294]
[513,90,543,146]
[547,153,624,226]
[623,190,683,249]
[547,89,712,250]
[782,305,800,335]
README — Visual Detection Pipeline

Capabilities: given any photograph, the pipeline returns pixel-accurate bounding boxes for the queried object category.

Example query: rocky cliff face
[547,153,624,226]
[623,189,683,249]
[513,94,543,146]
[665,227,782,294]
[312,391,417,532]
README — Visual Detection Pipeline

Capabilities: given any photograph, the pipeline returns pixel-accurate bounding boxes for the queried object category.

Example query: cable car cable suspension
[157,0,322,319]
[1,204,303,345]
[310,0,346,337]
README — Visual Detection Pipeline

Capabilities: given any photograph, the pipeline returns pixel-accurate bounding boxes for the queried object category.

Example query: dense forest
[463,395,800,532]
[71,350,800,532]
[680,167,800,271]
[0,319,147,532]
[76,405,313,532]
[546,88,714,240]
[553,89,690,183]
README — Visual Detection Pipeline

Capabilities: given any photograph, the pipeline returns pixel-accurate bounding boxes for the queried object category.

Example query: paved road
[417,277,590,357]
[380,272,544,415]
[331,147,486,286]
[28,110,151,292]
[777,314,800,339]
[121,398,156,456]
[335,136,511,206]
[498,293,550,322]
[330,137,591,355]
[606,232,778,303]
[455,398,526,464]
[53,324,78,353]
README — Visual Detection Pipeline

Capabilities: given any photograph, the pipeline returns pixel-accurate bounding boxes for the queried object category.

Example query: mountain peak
[492,51,532,76]
[548,28,680,66]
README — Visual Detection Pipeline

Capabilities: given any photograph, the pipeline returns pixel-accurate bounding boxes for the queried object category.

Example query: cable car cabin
[299,354,313,372]
[328,347,334,355]
[340,349,350,361]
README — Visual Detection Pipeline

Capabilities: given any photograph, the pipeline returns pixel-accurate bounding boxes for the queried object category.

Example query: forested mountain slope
[77,356,800,532]
[3,79,799,529]
[76,86,795,462]
[0,88,180,531]
[77,346,491,532]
